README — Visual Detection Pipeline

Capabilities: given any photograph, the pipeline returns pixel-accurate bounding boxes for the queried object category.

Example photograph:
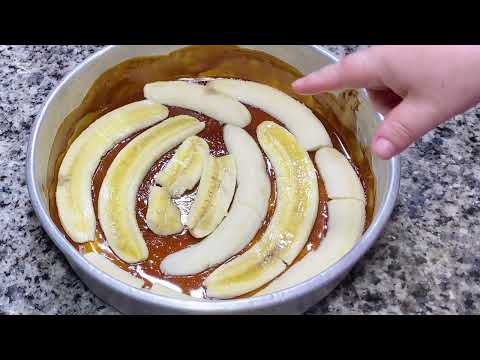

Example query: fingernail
[292,77,317,95]
[373,138,396,159]
[292,78,305,89]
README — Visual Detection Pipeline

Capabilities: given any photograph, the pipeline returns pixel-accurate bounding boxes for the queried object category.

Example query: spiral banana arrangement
[57,78,366,300]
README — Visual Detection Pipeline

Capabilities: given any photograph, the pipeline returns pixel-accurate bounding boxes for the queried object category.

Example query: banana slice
[144,81,251,127]
[206,79,332,151]
[204,122,318,299]
[98,115,205,263]
[156,136,210,197]
[161,125,270,275]
[257,199,366,295]
[146,186,183,236]
[84,252,144,289]
[315,147,365,202]
[56,100,169,244]
[186,155,237,239]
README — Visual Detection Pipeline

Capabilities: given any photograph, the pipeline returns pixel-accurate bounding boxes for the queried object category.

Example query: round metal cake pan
[26,45,400,314]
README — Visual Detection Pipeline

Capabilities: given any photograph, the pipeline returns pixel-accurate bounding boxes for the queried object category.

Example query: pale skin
[293,46,480,160]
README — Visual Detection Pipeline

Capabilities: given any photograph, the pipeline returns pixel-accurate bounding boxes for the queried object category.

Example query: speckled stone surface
[0,45,479,315]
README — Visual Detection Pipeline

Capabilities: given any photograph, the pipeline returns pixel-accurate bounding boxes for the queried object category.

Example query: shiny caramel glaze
[47,46,375,299]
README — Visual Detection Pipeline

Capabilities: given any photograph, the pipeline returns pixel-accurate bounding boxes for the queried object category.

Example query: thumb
[372,98,443,159]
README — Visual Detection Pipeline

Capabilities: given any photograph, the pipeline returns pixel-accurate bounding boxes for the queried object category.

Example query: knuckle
[338,50,375,86]
[339,54,358,72]
[389,119,415,143]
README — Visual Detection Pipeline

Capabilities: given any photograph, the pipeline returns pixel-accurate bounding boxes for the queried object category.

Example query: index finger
[292,48,384,95]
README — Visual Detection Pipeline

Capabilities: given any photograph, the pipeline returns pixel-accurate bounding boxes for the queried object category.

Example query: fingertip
[292,64,338,95]
[372,137,396,160]
[292,75,319,95]
[292,78,306,92]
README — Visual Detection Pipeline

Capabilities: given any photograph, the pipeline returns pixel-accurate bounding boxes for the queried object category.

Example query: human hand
[293,46,480,159]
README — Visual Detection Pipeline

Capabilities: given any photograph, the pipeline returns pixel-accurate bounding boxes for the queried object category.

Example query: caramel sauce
[47,45,375,299]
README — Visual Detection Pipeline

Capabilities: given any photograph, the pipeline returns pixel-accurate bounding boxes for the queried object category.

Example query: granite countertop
[0,45,479,315]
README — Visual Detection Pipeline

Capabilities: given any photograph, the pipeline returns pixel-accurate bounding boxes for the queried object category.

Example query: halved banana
[161,125,270,276]
[315,147,365,202]
[56,100,169,244]
[204,250,287,299]
[204,122,318,299]
[146,186,183,236]
[98,115,205,263]
[206,79,332,151]
[156,136,210,197]
[144,81,251,127]
[186,155,237,239]
[257,199,366,295]
[84,252,144,289]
